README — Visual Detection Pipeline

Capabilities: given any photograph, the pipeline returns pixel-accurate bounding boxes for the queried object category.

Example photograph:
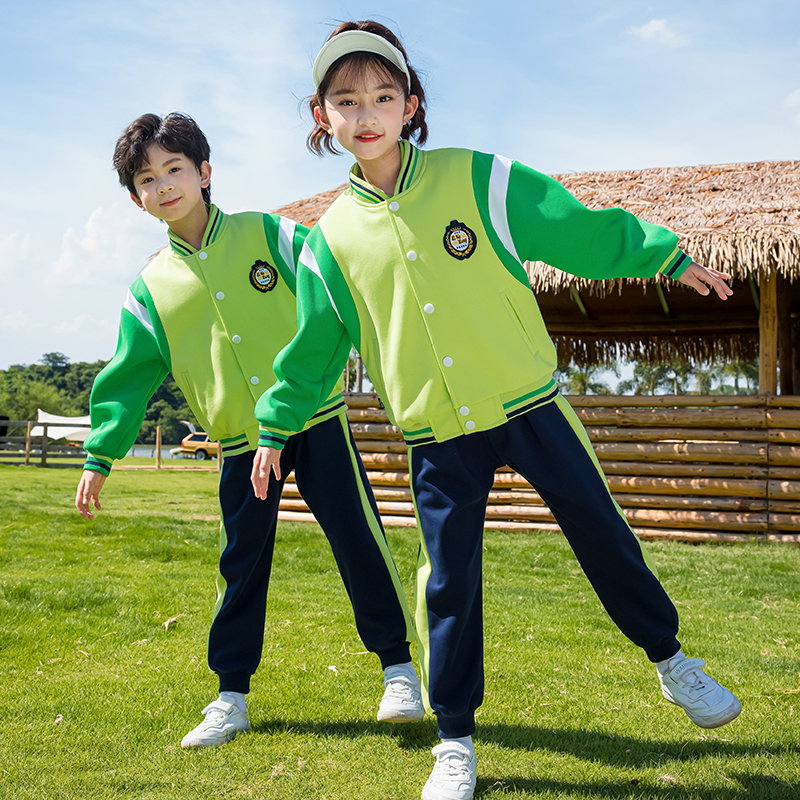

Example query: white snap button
[407,251,417,261]
[465,420,476,431]
[198,252,208,260]
[389,201,399,211]
[424,303,434,314]
[459,406,470,416]
[250,376,259,385]
[443,356,453,367]
[216,291,225,300]
[232,335,241,344]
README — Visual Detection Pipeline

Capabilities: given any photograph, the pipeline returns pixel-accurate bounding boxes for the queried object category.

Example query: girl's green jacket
[255,143,690,450]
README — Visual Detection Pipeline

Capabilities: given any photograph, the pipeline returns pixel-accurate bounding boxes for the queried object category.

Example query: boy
[75,112,422,749]
[251,23,741,800]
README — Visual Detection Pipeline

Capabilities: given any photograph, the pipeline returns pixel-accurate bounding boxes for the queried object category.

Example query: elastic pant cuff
[376,643,412,671]
[644,637,682,664]
[436,712,477,740]
[218,672,251,694]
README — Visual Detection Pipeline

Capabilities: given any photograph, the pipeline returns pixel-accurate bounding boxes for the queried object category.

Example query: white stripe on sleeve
[123,290,156,337]
[299,242,342,322]
[278,216,298,276]
[488,154,521,263]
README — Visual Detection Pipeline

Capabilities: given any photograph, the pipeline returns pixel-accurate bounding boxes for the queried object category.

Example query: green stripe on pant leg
[409,447,433,714]
[553,393,660,579]
[213,518,229,619]
[335,411,416,644]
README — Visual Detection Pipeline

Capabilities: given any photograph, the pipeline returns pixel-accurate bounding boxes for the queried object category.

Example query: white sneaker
[659,657,741,728]
[377,668,424,723]
[422,742,477,800]
[180,699,250,748]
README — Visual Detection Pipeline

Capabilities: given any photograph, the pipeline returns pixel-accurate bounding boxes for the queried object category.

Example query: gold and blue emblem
[249,260,278,292]
[443,220,477,260]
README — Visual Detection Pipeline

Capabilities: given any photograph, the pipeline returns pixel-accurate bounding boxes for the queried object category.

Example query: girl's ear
[314,105,332,133]
[199,161,212,188]
[404,94,419,124]
[130,191,144,210]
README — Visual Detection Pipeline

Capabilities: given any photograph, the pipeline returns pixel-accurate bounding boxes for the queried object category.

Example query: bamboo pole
[156,425,162,470]
[759,270,778,395]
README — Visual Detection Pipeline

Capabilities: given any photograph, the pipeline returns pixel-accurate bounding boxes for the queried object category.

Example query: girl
[253,21,739,800]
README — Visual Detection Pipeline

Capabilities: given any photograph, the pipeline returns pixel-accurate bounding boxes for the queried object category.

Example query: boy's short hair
[113,112,212,204]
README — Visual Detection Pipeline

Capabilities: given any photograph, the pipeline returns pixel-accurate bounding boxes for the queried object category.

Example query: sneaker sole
[377,709,425,723]
[180,726,249,749]
[665,695,742,728]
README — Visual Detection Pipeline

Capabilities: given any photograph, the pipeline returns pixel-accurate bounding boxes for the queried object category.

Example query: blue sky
[1,0,798,370]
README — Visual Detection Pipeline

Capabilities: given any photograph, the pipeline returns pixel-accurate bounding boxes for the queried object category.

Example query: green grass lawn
[1,465,798,799]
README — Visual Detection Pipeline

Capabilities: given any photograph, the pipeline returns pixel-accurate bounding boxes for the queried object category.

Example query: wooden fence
[278,393,800,544]
[0,422,220,472]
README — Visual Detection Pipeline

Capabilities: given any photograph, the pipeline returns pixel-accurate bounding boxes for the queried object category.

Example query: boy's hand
[251,446,282,499]
[76,470,107,520]
[677,261,733,300]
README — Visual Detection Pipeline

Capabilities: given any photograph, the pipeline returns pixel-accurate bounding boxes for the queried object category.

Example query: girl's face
[315,64,418,175]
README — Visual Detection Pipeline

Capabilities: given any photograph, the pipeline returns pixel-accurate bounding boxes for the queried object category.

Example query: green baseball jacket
[255,143,689,449]
[83,206,344,476]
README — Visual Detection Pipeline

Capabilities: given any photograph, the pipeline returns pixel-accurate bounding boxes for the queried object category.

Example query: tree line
[554,359,759,395]
[0,352,198,444]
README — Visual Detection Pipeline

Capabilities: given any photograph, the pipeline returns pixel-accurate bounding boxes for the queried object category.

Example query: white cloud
[627,19,689,48]
[0,307,45,332]
[48,204,165,287]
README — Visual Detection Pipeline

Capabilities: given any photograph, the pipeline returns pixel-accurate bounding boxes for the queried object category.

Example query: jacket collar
[348,141,422,204]
[167,204,225,257]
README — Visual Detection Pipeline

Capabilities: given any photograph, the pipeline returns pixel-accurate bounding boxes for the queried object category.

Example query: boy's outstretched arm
[75,470,107,520]
[676,261,733,300]
[251,446,282,500]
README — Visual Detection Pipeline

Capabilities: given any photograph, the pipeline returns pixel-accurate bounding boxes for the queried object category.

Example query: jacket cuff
[659,250,691,280]
[83,455,113,476]
[258,426,290,451]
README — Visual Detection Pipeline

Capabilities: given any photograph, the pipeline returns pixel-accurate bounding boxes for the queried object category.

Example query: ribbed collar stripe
[348,141,419,204]
[167,205,224,256]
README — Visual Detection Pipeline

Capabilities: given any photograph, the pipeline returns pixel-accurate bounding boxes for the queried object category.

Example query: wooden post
[40,423,48,467]
[759,270,778,395]
[25,420,32,466]
[156,425,162,470]
[777,275,793,395]
[356,355,364,393]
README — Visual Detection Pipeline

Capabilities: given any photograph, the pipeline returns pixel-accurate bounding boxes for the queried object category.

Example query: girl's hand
[677,261,733,300]
[251,446,282,499]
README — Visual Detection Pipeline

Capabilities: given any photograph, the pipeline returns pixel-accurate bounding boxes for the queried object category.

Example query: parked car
[175,431,221,460]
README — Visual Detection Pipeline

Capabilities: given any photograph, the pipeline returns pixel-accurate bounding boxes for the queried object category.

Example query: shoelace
[670,659,715,696]
[384,676,419,702]
[430,744,473,780]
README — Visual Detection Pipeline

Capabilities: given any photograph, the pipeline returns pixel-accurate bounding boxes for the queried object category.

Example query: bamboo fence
[278,392,800,544]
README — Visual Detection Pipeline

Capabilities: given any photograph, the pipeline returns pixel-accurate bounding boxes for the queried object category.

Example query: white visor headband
[312,30,411,91]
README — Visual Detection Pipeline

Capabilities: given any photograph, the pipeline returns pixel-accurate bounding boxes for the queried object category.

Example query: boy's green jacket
[83,206,343,475]
[255,143,690,449]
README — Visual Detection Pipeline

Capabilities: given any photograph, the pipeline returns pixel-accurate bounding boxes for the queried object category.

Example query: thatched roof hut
[274,160,800,393]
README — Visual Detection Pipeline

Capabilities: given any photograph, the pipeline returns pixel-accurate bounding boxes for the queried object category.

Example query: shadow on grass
[251,718,798,762]
[475,773,795,799]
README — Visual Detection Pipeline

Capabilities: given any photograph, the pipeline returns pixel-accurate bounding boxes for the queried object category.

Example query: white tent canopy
[30,409,91,442]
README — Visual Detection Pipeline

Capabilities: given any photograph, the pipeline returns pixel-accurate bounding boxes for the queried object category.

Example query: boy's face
[130,144,211,223]
[315,64,418,169]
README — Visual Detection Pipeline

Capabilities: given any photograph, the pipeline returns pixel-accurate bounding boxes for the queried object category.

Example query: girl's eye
[169,166,181,173]
[140,177,153,185]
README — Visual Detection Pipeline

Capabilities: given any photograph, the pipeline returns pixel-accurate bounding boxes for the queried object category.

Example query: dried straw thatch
[274,160,800,368]
[525,160,800,296]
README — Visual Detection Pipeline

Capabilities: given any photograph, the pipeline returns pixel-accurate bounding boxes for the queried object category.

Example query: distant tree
[556,364,617,395]
[617,360,691,395]
[41,352,70,368]
[0,373,72,427]
[719,360,759,395]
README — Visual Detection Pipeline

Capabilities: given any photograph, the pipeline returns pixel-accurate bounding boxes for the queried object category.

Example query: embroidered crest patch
[443,220,477,260]
[249,260,278,292]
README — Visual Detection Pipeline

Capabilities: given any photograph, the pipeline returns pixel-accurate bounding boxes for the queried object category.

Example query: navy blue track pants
[411,395,681,739]
[208,412,414,693]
